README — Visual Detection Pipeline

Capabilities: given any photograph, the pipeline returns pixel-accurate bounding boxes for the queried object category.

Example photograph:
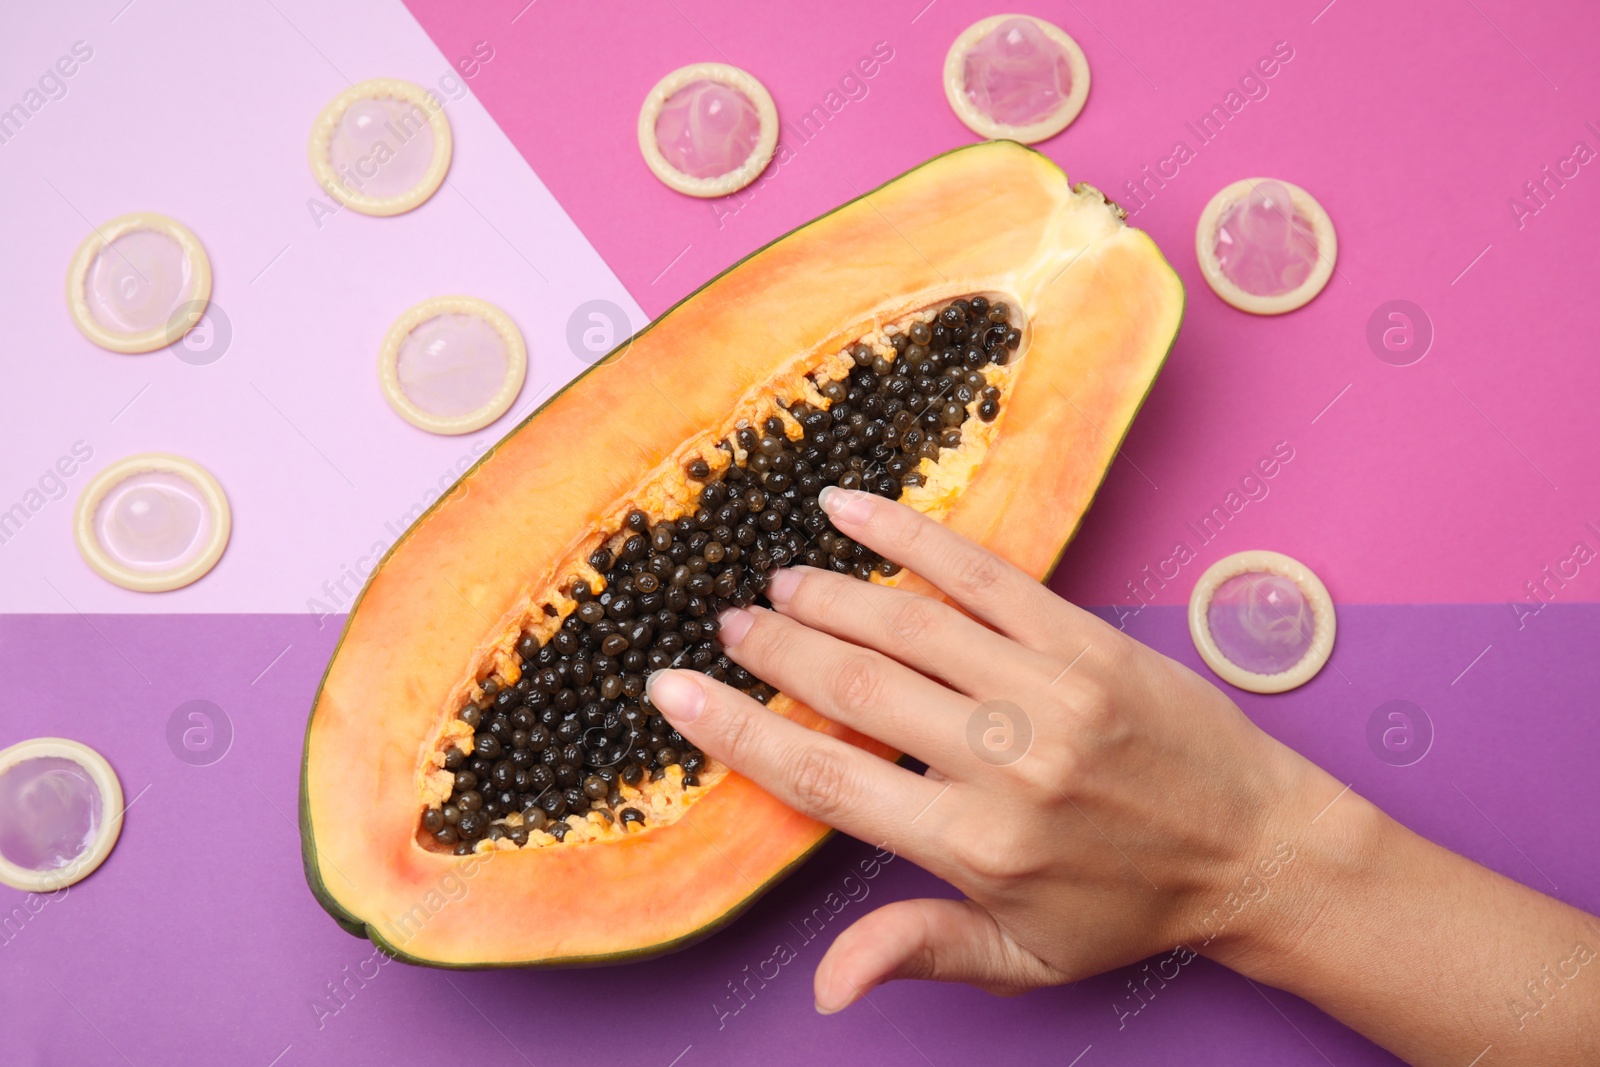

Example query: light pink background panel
[0,0,641,614]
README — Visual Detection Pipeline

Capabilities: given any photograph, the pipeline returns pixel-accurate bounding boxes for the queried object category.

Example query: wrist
[1175,738,1600,1065]
[1192,750,1389,985]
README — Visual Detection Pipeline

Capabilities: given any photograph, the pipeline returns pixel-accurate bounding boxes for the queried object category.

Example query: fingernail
[766,568,802,605]
[818,486,874,523]
[717,606,756,648]
[646,670,705,724]
[815,986,866,1014]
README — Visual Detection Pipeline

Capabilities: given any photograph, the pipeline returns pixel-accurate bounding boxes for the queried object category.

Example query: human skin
[645,487,1600,1067]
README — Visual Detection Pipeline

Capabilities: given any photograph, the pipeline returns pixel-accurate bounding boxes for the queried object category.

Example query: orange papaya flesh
[300,140,1184,967]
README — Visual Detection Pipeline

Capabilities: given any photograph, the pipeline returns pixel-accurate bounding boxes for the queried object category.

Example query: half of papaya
[300,140,1184,967]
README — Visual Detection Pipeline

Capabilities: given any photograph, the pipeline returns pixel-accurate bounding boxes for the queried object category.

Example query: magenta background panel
[404,0,1600,609]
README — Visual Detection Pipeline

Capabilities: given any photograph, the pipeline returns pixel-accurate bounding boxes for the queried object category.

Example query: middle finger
[717,605,976,772]
[765,566,1058,698]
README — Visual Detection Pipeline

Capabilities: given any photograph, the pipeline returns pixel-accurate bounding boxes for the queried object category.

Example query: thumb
[814,898,1066,1013]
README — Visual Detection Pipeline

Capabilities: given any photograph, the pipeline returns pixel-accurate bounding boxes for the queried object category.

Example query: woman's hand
[645,488,1600,1066]
[646,486,1321,1005]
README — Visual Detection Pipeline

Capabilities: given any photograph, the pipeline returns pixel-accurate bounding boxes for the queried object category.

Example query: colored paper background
[4,0,1599,613]
[2,0,1597,1064]
[408,0,1600,613]
[3,606,1596,1066]
[0,0,641,614]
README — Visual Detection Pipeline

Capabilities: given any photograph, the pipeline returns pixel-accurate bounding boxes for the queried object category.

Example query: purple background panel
[2,606,1595,1065]
[404,0,1600,608]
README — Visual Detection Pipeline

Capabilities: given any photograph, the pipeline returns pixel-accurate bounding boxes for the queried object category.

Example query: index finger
[645,668,953,863]
[817,486,1095,654]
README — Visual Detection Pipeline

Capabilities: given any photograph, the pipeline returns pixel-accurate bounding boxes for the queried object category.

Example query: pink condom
[962,16,1074,127]
[83,229,193,336]
[1212,180,1320,297]
[328,97,438,201]
[1206,571,1316,676]
[653,79,762,179]
[0,757,105,873]
[396,313,512,419]
[92,469,213,574]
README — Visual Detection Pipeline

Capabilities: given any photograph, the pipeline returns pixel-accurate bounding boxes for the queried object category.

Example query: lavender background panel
[1,604,1594,1065]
